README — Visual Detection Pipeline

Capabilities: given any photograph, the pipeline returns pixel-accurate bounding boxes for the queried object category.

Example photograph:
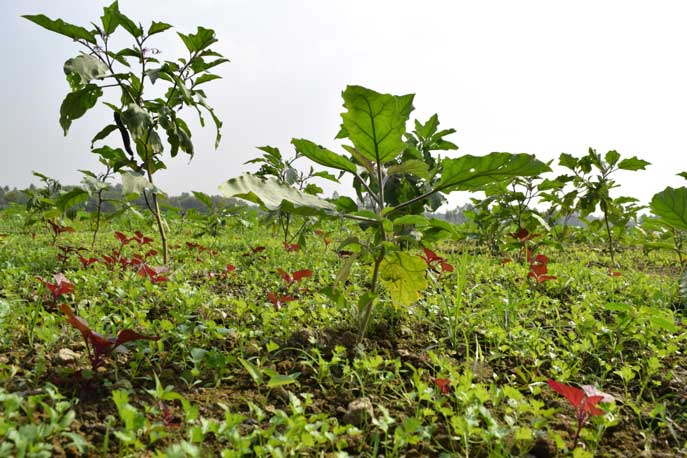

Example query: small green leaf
[617,157,650,171]
[148,21,173,36]
[177,27,218,53]
[238,357,263,386]
[387,160,430,180]
[559,152,578,170]
[604,150,620,167]
[91,124,118,148]
[194,74,222,86]
[263,368,300,388]
[23,14,97,44]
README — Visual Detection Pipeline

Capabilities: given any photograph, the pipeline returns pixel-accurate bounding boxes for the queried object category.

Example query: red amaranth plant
[547,379,611,450]
[527,252,556,283]
[36,273,74,304]
[59,303,158,370]
[421,247,454,274]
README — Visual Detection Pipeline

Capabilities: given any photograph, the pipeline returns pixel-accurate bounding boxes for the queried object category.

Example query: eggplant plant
[244,145,338,244]
[221,85,549,342]
[24,1,228,263]
[559,148,649,265]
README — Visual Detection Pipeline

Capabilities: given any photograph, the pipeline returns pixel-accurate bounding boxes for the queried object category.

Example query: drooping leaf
[120,104,153,140]
[91,124,118,148]
[378,251,428,306]
[650,187,687,231]
[435,153,550,193]
[219,174,336,216]
[291,138,357,174]
[121,171,155,195]
[64,54,109,83]
[340,85,414,164]
[23,14,97,44]
[59,84,103,135]
[192,191,214,208]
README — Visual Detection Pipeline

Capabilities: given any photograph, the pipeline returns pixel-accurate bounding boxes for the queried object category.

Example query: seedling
[547,379,610,451]
[59,303,158,370]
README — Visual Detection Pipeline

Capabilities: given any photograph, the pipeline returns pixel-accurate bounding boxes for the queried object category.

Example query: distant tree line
[0,184,243,213]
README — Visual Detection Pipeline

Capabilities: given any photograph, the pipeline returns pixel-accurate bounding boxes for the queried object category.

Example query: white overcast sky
[1,0,686,208]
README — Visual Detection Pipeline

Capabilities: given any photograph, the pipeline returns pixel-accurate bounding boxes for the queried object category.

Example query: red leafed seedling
[36,273,74,306]
[78,255,98,269]
[242,245,266,257]
[433,377,451,395]
[114,231,131,247]
[137,264,170,284]
[527,252,556,284]
[510,228,539,264]
[547,379,609,450]
[59,303,159,370]
[131,230,153,245]
[48,220,75,236]
[283,242,300,252]
[207,264,237,280]
[267,292,295,311]
[276,268,313,285]
[268,268,313,310]
[421,247,454,274]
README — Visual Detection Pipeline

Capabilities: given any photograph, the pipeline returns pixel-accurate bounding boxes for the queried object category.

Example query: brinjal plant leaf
[22,14,97,44]
[435,152,550,193]
[617,157,651,171]
[387,160,431,180]
[340,85,414,164]
[64,54,109,84]
[59,84,103,135]
[379,251,428,307]
[650,187,687,231]
[291,138,357,174]
[121,172,155,195]
[219,173,336,216]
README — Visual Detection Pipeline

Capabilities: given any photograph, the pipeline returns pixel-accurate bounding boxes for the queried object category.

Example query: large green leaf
[120,104,153,140]
[650,186,687,230]
[59,84,103,135]
[291,138,356,174]
[435,153,550,193]
[55,188,88,212]
[219,174,336,216]
[23,14,97,44]
[64,54,109,83]
[340,86,414,165]
[379,251,428,307]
